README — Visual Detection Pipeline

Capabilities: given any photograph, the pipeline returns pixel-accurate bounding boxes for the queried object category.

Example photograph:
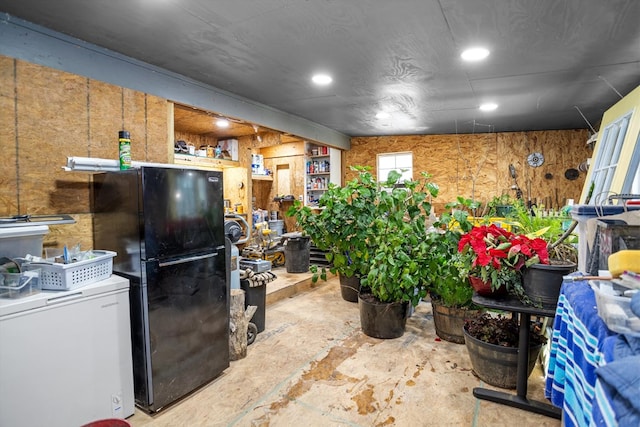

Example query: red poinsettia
[458,224,549,291]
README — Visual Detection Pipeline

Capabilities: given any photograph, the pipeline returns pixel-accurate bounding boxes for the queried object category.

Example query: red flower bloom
[458,224,550,291]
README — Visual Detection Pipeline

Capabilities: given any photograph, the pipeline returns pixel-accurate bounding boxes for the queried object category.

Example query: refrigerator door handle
[158,252,218,267]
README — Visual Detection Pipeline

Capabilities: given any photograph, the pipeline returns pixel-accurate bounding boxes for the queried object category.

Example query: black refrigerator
[92,166,229,413]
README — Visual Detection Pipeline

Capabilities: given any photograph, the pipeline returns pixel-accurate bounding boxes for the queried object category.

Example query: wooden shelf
[174,153,239,169]
[252,174,273,181]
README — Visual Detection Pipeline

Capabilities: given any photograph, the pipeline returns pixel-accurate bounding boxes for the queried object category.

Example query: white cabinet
[304,143,341,206]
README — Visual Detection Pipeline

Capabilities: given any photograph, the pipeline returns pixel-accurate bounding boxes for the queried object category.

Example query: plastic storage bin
[0,267,42,299]
[570,204,640,273]
[0,225,49,259]
[37,250,116,291]
[595,220,640,271]
[589,280,640,336]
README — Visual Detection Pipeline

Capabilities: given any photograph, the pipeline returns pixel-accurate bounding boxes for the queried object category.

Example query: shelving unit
[304,143,341,206]
[174,153,239,169]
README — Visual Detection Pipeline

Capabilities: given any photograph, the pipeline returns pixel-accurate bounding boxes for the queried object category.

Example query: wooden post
[229,289,258,361]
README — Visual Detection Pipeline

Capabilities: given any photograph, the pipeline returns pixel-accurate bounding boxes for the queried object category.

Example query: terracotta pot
[468,275,506,296]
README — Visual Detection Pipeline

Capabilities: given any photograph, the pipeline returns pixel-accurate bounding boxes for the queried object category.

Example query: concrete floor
[128,269,561,427]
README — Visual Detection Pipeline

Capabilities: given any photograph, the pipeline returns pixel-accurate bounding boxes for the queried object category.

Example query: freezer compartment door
[141,167,225,259]
[134,249,229,412]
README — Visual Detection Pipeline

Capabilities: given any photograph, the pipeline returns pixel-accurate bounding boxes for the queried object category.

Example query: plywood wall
[0,56,169,253]
[347,130,591,214]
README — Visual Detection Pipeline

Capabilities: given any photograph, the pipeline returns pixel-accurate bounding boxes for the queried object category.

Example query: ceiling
[1,0,640,140]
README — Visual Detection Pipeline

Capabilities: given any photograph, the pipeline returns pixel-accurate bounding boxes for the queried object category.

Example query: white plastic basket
[36,250,116,291]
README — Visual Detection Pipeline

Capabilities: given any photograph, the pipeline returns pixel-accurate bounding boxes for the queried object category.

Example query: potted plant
[463,313,547,389]
[358,167,439,338]
[487,193,521,218]
[457,224,550,302]
[424,196,483,343]
[286,167,379,302]
[509,203,578,308]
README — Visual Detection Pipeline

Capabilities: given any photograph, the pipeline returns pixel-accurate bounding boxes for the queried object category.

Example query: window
[588,112,631,203]
[377,152,413,183]
[580,85,640,205]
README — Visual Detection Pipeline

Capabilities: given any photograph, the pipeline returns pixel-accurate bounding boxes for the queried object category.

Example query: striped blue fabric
[545,279,619,426]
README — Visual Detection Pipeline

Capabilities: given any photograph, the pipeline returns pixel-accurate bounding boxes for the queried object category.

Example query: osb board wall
[347,130,591,214]
[0,56,169,252]
[174,131,218,149]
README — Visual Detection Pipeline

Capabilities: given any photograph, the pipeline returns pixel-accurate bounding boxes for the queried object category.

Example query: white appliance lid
[0,275,129,317]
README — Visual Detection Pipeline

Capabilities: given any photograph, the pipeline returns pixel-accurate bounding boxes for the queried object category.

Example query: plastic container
[589,280,640,336]
[595,220,640,271]
[0,267,41,299]
[240,278,266,333]
[268,220,284,237]
[36,250,116,291]
[570,204,640,273]
[0,225,49,259]
[283,235,310,273]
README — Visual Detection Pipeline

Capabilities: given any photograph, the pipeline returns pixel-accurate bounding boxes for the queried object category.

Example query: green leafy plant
[286,166,378,282]
[486,193,522,217]
[425,196,480,308]
[288,165,440,307]
[359,167,439,306]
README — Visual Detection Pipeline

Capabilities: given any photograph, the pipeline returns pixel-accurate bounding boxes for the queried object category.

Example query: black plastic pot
[358,293,409,339]
[522,261,576,308]
[339,274,361,303]
[463,326,542,389]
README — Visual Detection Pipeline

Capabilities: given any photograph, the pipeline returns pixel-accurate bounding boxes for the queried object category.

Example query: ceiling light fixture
[376,111,391,119]
[216,118,230,128]
[479,103,498,112]
[461,47,490,62]
[312,74,333,85]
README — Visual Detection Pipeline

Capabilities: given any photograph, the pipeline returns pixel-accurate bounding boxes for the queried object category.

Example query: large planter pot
[468,275,507,296]
[339,274,361,303]
[463,326,542,389]
[522,261,577,308]
[358,293,410,339]
[431,299,481,344]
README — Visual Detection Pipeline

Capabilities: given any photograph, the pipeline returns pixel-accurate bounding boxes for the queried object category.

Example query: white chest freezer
[0,275,135,427]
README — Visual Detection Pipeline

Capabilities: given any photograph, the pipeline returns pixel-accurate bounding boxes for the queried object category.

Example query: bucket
[268,220,284,237]
[284,236,310,273]
[81,419,131,427]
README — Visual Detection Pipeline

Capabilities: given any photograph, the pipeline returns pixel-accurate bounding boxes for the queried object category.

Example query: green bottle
[118,130,131,170]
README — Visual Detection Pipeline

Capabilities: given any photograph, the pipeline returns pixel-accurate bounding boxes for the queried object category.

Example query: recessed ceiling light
[216,118,230,128]
[479,103,498,112]
[312,74,332,85]
[376,111,391,119]
[461,47,490,62]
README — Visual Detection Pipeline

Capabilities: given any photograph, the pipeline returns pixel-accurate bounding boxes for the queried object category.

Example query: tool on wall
[509,164,523,200]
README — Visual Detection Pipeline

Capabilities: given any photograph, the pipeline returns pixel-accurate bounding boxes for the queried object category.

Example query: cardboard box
[218,139,239,161]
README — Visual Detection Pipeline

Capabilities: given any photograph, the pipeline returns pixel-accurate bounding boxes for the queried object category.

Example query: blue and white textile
[545,278,618,426]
